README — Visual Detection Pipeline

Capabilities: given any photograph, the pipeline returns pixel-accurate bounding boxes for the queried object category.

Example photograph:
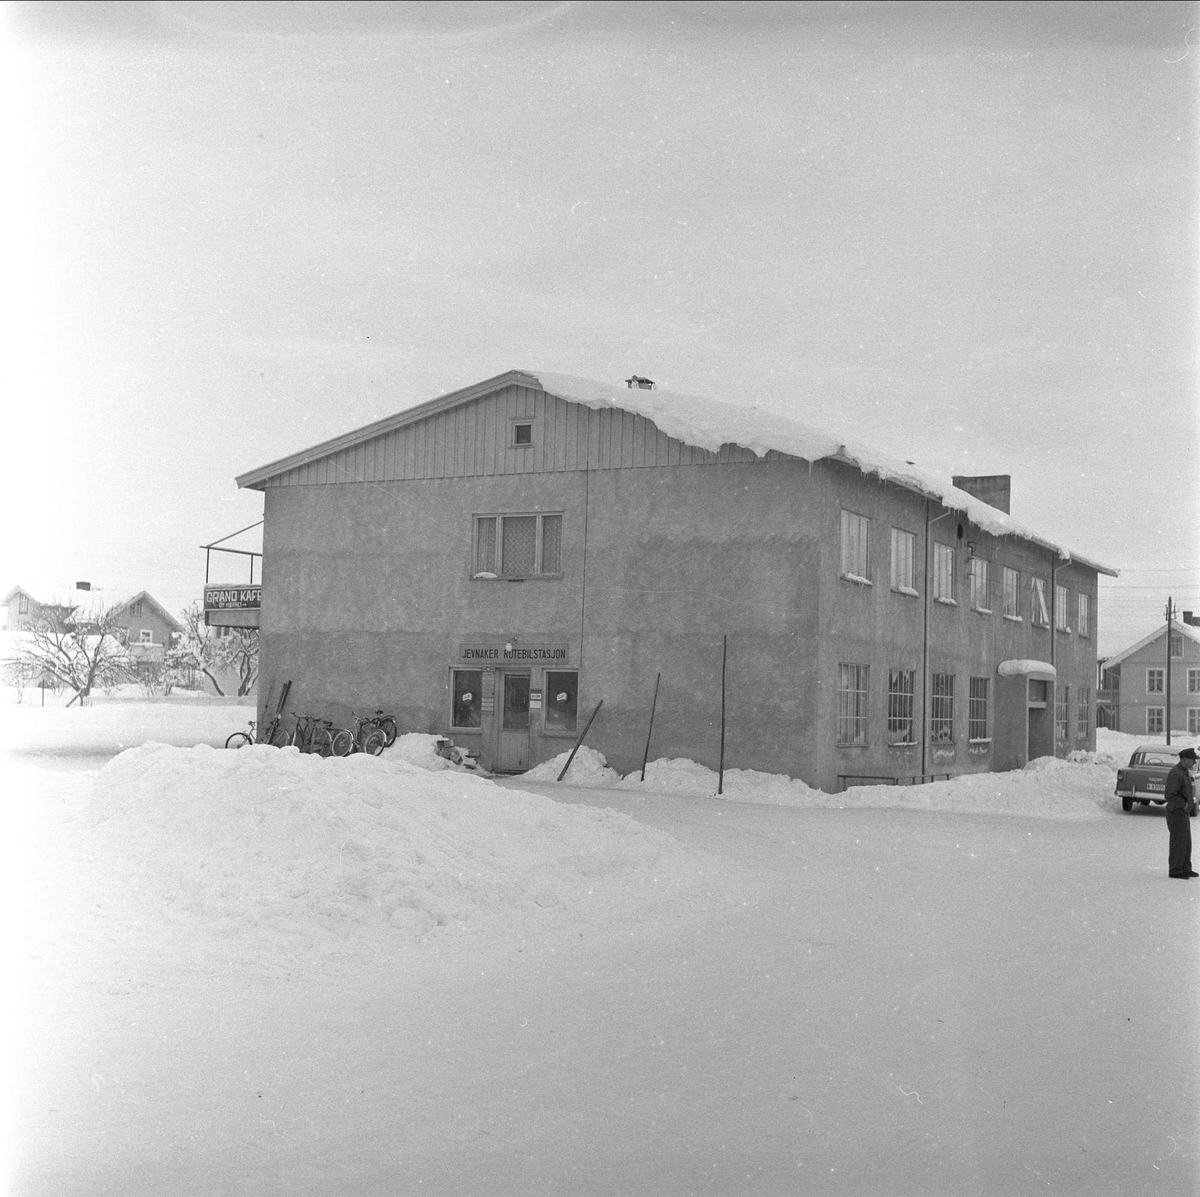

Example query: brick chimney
[625,375,655,390]
[952,474,1011,514]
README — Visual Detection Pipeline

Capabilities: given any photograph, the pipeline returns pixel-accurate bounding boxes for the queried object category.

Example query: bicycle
[331,713,388,757]
[225,720,257,750]
[290,713,336,756]
[259,709,290,747]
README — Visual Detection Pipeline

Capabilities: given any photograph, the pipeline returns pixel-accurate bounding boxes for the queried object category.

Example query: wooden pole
[640,673,661,781]
[557,701,604,781]
[1166,598,1174,745]
[718,635,727,795]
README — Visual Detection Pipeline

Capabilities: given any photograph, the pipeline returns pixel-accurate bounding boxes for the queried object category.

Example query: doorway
[497,671,531,772]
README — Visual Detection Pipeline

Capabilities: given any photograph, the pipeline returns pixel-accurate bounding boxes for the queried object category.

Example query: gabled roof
[122,590,183,633]
[1103,620,1200,668]
[237,368,1118,576]
[1,586,38,605]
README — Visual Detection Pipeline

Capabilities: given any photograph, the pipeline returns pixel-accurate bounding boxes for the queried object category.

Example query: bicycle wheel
[362,729,387,757]
[312,729,334,757]
[270,726,290,748]
[378,717,398,746]
[330,729,355,757]
[225,731,254,750]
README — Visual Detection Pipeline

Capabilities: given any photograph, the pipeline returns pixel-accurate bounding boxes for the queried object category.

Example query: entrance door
[497,672,531,772]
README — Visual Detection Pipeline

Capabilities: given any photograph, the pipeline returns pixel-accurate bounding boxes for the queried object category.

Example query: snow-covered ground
[2,702,1197,1195]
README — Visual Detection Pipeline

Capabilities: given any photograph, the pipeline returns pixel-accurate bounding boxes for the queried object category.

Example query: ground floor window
[1146,706,1164,736]
[887,669,915,744]
[1077,688,1091,739]
[544,671,578,733]
[968,677,990,741]
[452,669,482,728]
[1055,684,1070,743]
[930,673,954,743]
[1189,708,1200,735]
[837,663,869,745]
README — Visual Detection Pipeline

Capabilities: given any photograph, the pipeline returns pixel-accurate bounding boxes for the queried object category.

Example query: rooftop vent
[625,375,655,390]
[1184,611,1197,626]
[952,474,1011,514]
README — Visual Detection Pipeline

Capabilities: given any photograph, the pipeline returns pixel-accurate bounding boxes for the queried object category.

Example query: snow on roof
[1102,619,1200,668]
[997,659,1057,678]
[530,372,1117,574]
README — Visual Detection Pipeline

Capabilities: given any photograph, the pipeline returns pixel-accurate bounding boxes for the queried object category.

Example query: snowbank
[84,743,720,974]
[523,745,622,786]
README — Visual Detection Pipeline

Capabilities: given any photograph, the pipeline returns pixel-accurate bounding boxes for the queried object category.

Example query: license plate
[1148,782,1164,792]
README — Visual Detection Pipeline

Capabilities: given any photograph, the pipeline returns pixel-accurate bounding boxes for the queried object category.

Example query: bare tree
[14,602,135,705]
[171,602,259,697]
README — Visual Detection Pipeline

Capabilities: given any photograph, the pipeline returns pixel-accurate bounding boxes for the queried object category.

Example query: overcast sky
[2,0,1196,656]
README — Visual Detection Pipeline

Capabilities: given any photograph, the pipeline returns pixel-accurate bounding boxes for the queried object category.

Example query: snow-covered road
[9,756,1198,1196]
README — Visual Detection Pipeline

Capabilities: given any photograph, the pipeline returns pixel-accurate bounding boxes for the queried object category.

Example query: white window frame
[1002,567,1021,620]
[1054,584,1070,632]
[887,668,916,745]
[1146,706,1165,736]
[930,672,954,743]
[969,557,990,612]
[837,663,869,746]
[138,629,153,644]
[1170,633,1184,659]
[1055,683,1070,743]
[968,676,990,742]
[933,543,956,604]
[890,528,917,595]
[1077,592,1090,638]
[1030,577,1050,627]
[1189,708,1200,735]
[840,510,871,584]
[1146,668,1164,695]
[1188,669,1200,694]
[1077,688,1090,740]
[473,512,564,579]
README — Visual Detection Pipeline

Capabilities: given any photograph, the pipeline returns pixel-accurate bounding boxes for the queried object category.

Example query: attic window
[513,422,533,446]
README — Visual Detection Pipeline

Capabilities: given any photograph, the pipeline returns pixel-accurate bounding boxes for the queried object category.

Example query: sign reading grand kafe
[204,585,262,611]
[459,641,568,664]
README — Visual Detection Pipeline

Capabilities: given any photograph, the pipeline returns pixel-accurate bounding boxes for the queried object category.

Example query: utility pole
[1165,597,1175,745]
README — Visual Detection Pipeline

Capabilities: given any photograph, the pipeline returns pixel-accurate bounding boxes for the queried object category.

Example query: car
[1115,746,1198,813]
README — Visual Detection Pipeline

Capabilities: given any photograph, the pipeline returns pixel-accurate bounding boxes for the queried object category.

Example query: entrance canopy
[997,659,1056,681]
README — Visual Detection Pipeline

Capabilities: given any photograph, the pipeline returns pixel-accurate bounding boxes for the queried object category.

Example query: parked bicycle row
[225,709,398,756]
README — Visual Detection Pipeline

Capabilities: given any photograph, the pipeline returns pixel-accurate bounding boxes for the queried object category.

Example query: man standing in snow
[1164,747,1198,879]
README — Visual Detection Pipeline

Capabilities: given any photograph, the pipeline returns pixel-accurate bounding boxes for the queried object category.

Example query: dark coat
[1164,762,1196,814]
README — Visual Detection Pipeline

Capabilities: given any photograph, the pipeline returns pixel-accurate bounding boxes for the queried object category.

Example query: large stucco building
[237,370,1116,790]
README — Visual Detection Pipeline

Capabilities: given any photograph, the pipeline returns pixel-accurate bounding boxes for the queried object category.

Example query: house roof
[1102,620,1200,668]
[122,590,184,633]
[1,586,37,605]
[236,368,1118,576]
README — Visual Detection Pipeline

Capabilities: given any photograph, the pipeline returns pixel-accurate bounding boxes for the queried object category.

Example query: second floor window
[969,557,990,611]
[474,513,563,578]
[1077,592,1090,638]
[1031,578,1050,627]
[1147,668,1164,694]
[1054,585,1070,631]
[1002,567,1020,618]
[933,543,955,602]
[840,510,870,581]
[1170,633,1184,658]
[890,528,917,592]
[1188,669,1200,694]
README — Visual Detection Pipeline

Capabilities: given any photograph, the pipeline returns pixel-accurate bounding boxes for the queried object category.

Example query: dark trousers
[1166,809,1193,876]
